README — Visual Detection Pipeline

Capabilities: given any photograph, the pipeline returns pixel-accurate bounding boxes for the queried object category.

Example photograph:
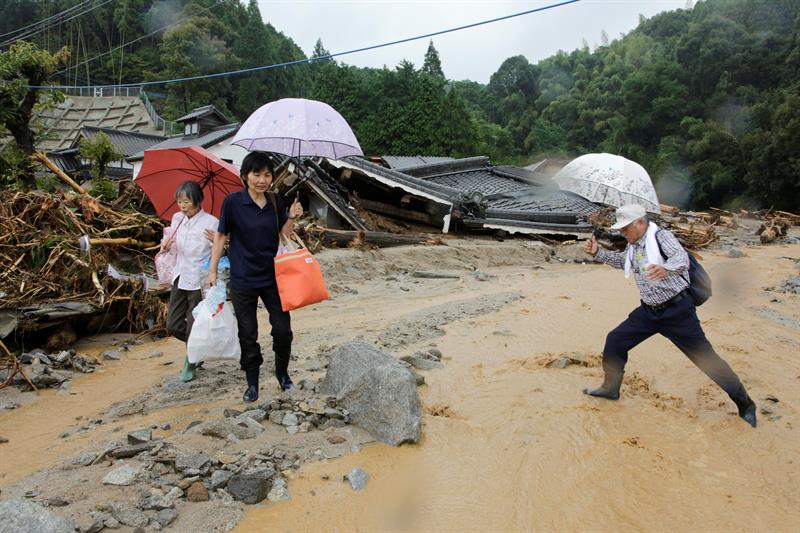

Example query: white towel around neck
[624,221,665,278]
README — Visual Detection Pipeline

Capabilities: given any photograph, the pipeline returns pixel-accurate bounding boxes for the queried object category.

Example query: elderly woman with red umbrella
[208,152,303,402]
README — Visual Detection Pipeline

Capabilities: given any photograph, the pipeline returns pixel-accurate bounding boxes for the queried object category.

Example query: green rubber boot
[179,357,196,382]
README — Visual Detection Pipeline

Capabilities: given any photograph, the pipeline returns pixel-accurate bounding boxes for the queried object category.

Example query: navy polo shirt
[217,189,287,289]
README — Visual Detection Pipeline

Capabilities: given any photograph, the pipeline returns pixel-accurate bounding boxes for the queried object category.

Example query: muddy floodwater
[2,240,799,532]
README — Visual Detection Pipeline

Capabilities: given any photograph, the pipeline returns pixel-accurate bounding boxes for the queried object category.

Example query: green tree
[79,132,123,180]
[422,40,444,79]
[0,41,68,188]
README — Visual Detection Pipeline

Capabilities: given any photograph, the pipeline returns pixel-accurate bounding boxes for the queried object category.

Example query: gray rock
[84,519,105,533]
[66,452,96,466]
[400,354,443,370]
[0,499,77,533]
[226,467,275,504]
[281,413,299,427]
[268,410,286,425]
[267,478,291,502]
[139,495,174,511]
[546,356,570,369]
[156,509,178,527]
[727,248,745,258]
[102,464,139,486]
[347,468,369,491]
[239,417,265,434]
[109,441,159,459]
[239,409,267,422]
[175,452,211,472]
[196,419,260,440]
[127,429,152,445]
[104,517,121,529]
[102,350,122,361]
[223,408,242,418]
[208,469,233,489]
[410,271,460,279]
[321,341,422,446]
[110,502,149,528]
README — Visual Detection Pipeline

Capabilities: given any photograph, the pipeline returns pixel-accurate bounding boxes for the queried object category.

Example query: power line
[0,0,92,40]
[1,0,114,48]
[32,0,581,89]
[58,0,227,79]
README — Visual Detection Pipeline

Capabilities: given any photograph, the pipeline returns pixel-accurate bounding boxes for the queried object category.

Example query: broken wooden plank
[302,226,441,248]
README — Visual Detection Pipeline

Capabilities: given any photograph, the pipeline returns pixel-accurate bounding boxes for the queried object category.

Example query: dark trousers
[603,294,749,404]
[166,278,203,343]
[230,284,293,376]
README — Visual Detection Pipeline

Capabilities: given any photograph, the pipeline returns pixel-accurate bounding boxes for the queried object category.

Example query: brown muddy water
[2,241,800,532]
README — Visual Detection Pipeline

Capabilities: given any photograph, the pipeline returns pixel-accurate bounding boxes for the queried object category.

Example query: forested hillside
[2,0,798,209]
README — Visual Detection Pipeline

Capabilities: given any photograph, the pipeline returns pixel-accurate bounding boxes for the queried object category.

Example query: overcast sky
[257,0,688,84]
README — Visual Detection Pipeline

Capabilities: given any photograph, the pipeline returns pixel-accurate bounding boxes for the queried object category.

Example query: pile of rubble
[2,347,100,391]
[0,188,167,348]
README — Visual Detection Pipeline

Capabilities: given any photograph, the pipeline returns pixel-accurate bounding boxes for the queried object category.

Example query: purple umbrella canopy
[232,98,363,160]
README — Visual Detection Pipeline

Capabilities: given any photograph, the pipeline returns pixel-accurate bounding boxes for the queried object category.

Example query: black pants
[603,293,749,404]
[166,278,203,343]
[230,284,293,377]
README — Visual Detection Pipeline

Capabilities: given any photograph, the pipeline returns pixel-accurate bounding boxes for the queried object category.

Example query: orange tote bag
[274,236,329,312]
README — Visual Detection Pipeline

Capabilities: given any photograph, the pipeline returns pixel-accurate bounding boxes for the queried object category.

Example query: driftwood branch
[32,152,86,195]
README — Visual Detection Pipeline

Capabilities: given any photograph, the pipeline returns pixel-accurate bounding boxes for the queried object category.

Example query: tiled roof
[78,126,165,158]
[32,96,163,151]
[175,105,229,124]
[127,123,239,161]
[381,155,455,170]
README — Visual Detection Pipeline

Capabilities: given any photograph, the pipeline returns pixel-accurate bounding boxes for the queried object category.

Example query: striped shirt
[595,229,690,306]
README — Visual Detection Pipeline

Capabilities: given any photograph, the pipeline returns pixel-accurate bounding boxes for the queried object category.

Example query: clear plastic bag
[187,281,240,364]
[155,228,177,286]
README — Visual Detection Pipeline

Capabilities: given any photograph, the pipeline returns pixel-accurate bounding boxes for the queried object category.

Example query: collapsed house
[284,155,597,238]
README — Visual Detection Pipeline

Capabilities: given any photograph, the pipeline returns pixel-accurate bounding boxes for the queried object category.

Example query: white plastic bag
[187,281,240,364]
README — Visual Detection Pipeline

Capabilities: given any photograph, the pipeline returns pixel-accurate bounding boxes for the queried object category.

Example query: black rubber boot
[583,371,624,400]
[735,395,757,428]
[275,351,293,391]
[243,367,259,403]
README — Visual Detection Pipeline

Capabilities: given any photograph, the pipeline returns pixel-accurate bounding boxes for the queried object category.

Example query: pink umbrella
[232,98,363,160]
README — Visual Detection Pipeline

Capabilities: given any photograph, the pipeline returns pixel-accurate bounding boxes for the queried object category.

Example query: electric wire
[1,0,114,48]
[31,0,581,89]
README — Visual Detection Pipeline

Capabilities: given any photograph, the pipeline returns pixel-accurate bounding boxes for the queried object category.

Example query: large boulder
[0,499,77,533]
[321,340,421,445]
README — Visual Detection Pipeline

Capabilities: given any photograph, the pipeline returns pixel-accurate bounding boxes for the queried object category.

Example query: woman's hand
[288,198,303,219]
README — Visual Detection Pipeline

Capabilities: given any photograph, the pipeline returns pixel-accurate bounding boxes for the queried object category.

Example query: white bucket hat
[610,204,647,230]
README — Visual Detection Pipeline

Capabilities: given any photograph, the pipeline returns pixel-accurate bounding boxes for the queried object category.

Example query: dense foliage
[1,0,798,208]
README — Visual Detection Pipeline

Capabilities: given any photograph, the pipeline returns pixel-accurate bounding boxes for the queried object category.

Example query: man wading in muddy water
[584,204,758,427]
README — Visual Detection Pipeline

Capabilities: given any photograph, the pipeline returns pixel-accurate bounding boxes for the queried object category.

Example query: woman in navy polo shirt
[208,151,303,402]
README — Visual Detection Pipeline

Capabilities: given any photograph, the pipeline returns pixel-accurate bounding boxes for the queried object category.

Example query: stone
[427,348,443,360]
[109,502,149,528]
[102,350,122,361]
[281,413,299,427]
[327,435,346,444]
[208,469,233,489]
[347,468,369,491]
[226,468,275,504]
[239,409,267,422]
[267,478,291,502]
[239,417,266,434]
[44,497,68,507]
[400,354,443,370]
[299,398,327,414]
[66,453,96,466]
[160,423,172,430]
[765,394,779,403]
[298,421,312,433]
[321,341,422,446]
[163,487,184,504]
[268,410,287,425]
[84,519,105,533]
[147,350,164,358]
[127,429,152,445]
[109,441,158,459]
[156,509,178,527]
[139,495,173,511]
[102,464,139,486]
[727,248,745,258]
[223,408,242,418]
[179,476,200,490]
[196,419,260,440]
[175,452,212,472]
[0,436,8,444]
[286,425,300,435]
[186,481,209,502]
[546,356,571,369]
[0,499,77,532]
[104,517,121,529]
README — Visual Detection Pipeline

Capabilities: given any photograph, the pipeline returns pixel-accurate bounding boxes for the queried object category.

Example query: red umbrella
[135,146,243,220]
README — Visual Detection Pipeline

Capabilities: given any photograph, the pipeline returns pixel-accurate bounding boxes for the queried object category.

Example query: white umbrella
[232,98,363,160]
[553,153,661,214]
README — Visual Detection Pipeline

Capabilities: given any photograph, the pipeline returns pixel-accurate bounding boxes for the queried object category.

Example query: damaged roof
[329,156,596,236]
[380,155,455,170]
